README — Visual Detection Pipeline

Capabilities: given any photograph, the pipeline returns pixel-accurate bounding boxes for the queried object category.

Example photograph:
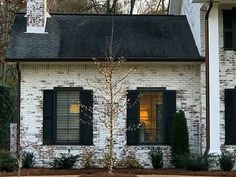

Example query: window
[127,89,176,145]
[43,88,93,145]
[223,8,236,50]
[225,89,236,145]
[56,90,80,143]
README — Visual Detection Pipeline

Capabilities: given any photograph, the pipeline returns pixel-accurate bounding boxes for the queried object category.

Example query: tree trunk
[130,0,136,14]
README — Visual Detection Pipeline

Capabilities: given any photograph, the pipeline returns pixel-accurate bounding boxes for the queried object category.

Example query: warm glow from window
[139,91,163,143]
[69,103,80,114]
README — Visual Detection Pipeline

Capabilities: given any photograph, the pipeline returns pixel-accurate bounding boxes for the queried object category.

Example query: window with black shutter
[225,89,236,145]
[43,88,93,145]
[127,89,176,145]
[223,8,236,50]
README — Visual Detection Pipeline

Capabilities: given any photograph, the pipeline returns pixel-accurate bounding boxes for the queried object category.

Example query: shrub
[171,110,189,168]
[219,151,235,171]
[0,86,16,150]
[148,147,163,169]
[116,153,143,169]
[180,153,213,171]
[81,149,96,169]
[22,152,36,169]
[98,153,113,168]
[0,150,17,172]
[51,154,79,169]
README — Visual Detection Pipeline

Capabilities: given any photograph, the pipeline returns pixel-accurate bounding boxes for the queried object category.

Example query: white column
[208,3,221,155]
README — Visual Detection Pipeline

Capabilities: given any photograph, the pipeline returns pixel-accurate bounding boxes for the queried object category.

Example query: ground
[1,168,236,177]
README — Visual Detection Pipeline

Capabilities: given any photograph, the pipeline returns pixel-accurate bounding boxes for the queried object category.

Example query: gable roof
[6,14,203,62]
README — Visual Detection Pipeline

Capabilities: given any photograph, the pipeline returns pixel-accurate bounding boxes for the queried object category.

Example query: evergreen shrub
[0,85,15,150]
[0,150,17,172]
[180,153,213,171]
[171,110,189,168]
[22,151,36,169]
[51,153,79,169]
[219,151,235,171]
[148,147,163,169]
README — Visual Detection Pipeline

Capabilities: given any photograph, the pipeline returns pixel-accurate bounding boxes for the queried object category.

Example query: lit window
[139,91,163,143]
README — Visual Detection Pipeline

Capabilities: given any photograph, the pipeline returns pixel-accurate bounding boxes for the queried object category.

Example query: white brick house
[170,0,236,156]
[5,0,220,168]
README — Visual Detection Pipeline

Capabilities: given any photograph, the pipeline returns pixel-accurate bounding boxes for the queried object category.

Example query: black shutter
[127,90,139,145]
[225,89,236,145]
[163,90,176,145]
[80,90,93,145]
[233,8,236,51]
[43,90,54,145]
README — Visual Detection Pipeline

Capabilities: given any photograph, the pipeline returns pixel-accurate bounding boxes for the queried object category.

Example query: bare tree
[91,57,134,174]
[47,0,169,15]
[135,0,168,14]
[86,21,137,173]
[0,0,25,85]
[47,0,93,14]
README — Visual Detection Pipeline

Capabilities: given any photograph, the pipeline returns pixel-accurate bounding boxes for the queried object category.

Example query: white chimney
[25,0,50,33]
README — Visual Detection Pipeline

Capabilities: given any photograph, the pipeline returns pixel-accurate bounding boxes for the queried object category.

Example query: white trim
[208,3,221,155]
[193,0,236,3]
[25,27,48,34]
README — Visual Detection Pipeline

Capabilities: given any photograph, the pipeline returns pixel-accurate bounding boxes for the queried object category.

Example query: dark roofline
[5,57,205,62]
[17,12,186,17]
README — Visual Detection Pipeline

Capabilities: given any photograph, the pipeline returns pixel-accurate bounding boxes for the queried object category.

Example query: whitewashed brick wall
[218,8,236,153]
[26,0,46,27]
[180,0,236,163]
[20,63,202,168]
[181,0,204,55]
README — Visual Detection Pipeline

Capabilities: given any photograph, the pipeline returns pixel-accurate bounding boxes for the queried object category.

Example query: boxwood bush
[51,153,79,169]
[179,153,213,171]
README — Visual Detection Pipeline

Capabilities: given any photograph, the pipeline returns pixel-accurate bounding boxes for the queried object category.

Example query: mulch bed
[1,168,236,177]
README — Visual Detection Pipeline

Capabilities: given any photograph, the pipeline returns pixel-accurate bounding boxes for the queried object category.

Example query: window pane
[56,91,80,143]
[224,32,233,49]
[224,10,233,29]
[223,10,234,49]
[139,91,163,143]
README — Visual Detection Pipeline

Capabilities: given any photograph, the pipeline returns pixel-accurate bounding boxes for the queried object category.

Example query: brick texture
[20,63,202,168]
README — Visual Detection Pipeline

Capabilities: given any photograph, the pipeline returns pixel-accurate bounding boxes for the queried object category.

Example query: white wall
[181,0,203,55]
[20,62,202,168]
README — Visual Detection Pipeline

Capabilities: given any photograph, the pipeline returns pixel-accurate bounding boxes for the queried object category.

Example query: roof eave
[192,0,220,3]
[5,57,205,63]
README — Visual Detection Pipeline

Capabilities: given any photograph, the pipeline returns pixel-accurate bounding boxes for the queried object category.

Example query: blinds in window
[56,91,80,143]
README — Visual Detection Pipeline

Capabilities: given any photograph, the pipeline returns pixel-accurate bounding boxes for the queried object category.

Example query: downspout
[16,63,21,160]
[205,0,213,154]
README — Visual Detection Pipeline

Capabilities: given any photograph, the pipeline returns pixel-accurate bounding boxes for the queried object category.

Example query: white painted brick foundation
[19,62,202,168]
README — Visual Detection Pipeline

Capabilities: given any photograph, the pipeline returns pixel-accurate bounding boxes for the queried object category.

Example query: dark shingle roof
[6,14,203,61]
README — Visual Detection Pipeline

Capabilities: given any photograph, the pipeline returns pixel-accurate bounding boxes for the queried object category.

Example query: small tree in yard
[87,22,135,174]
[91,57,134,174]
[171,110,189,168]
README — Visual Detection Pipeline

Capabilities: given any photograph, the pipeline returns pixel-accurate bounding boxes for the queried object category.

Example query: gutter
[16,63,21,161]
[205,0,213,154]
